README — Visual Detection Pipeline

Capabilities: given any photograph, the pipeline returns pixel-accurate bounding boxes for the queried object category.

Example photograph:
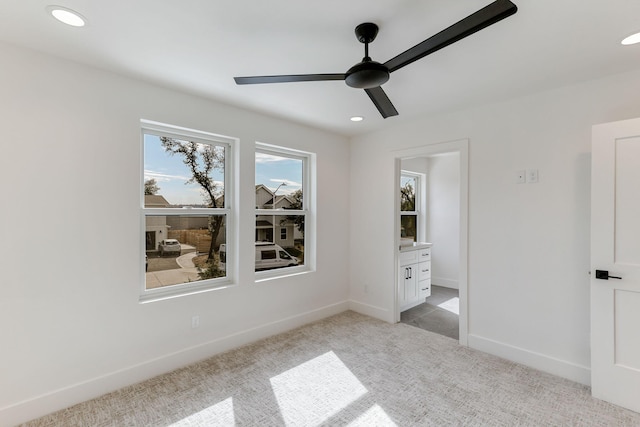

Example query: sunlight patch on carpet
[347,404,397,426]
[270,351,367,426]
[169,397,234,426]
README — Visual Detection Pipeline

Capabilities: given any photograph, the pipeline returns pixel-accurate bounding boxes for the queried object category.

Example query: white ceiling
[1,0,640,136]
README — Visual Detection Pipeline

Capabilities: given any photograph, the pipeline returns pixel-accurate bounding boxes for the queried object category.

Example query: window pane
[255,214,304,271]
[400,175,416,212]
[145,214,226,289]
[400,215,417,243]
[144,133,225,208]
[255,152,303,209]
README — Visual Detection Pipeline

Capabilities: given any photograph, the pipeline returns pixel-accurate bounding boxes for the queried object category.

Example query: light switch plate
[516,170,526,184]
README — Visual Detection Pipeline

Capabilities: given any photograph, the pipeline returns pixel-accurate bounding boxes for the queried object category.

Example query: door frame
[393,138,469,345]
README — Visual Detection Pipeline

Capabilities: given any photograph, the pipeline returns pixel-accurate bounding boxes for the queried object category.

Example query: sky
[255,151,303,196]
[143,134,302,206]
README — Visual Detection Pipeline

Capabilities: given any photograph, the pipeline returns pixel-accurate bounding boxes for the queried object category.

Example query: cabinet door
[406,265,418,301]
[398,267,408,307]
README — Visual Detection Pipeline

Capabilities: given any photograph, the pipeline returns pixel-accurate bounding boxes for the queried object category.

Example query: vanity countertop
[399,242,432,252]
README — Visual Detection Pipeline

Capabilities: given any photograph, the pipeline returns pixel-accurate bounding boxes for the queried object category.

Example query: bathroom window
[400,172,420,243]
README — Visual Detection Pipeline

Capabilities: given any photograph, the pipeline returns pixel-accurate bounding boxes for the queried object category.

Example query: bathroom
[399,151,461,340]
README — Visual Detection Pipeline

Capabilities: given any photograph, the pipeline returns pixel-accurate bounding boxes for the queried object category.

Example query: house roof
[144,194,171,208]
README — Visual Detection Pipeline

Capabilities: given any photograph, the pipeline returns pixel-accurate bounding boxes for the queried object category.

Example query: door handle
[595,270,622,280]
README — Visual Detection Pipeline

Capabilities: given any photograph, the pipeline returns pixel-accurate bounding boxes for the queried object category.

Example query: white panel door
[591,118,640,412]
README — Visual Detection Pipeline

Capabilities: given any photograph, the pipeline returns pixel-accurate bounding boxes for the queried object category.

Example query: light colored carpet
[22,311,640,426]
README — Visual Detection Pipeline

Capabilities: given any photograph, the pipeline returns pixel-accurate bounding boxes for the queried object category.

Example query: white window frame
[255,142,315,281]
[140,119,236,302]
[400,170,426,243]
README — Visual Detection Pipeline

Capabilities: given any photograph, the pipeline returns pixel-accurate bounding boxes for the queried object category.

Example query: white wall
[0,42,350,425]
[427,153,460,289]
[349,67,640,385]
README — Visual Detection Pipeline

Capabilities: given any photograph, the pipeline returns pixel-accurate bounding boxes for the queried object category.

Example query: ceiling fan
[234,0,517,119]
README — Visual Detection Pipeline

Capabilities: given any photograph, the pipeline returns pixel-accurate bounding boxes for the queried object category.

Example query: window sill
[254,266,312,283]
[139,278,235,304]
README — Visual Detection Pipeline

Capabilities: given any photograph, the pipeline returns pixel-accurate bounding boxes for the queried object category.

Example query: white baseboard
[431,277,458,289]
[468,334,591,386]
[0,301,350,427]
[348,300,393,323]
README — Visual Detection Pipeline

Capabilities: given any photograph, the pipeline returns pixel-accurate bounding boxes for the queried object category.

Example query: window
[141,120,235,301]
[400,171,421,243]
[255,143,313,276]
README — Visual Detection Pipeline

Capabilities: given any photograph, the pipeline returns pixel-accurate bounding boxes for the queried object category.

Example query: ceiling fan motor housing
[345,60,390,89]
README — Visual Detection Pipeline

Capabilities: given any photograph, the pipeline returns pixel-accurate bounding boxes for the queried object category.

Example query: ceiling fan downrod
[345,22,390,89]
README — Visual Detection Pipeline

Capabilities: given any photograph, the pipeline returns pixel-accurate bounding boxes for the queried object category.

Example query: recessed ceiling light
[350,116,364,122]
[621,32,640,45]
[46,5,86,27]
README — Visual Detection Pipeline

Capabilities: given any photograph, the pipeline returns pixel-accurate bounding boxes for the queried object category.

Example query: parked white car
[159,238,181,256]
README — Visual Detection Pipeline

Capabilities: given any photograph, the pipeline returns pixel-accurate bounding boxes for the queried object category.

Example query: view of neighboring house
[145,187,300,254]
[255,184,301,248]
[144,194,223,252]
[144,195,171,251]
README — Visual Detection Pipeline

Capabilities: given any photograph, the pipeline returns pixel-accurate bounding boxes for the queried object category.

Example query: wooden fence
[168,229,212,253]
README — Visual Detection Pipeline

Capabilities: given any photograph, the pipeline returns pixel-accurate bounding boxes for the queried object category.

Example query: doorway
[394,139,469,345]
[145,231,156,251]
[400,285,460,339]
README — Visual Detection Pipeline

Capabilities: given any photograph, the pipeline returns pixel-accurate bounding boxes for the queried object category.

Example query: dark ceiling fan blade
[384,0,517,73]
[365,86,398,118]
[234,74,346,85]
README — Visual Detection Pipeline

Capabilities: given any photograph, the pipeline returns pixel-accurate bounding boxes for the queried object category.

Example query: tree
[160,137,224,261]
[400,180,416,239]
[144,178,160,195]
[400,181,415,211]
[281,189,304,235]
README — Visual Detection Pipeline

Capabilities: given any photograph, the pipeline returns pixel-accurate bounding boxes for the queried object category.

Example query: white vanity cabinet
[398,244,431,312]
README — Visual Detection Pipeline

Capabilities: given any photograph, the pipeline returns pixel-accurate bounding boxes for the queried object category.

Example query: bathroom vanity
[398,243,432,312]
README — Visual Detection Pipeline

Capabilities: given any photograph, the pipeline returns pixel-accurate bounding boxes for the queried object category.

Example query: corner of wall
[348,300,394,323]
[468,334,591,386]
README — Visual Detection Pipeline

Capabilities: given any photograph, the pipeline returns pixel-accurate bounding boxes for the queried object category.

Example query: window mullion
[255,209,305,216]
[144,208,229,216]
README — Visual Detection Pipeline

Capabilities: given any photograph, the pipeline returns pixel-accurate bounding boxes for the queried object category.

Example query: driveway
[145,245,201,289]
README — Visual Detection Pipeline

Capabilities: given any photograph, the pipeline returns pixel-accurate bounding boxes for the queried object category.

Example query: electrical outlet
[527,169,539,183]
[191,315,200,329]
[516,170,526,184]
